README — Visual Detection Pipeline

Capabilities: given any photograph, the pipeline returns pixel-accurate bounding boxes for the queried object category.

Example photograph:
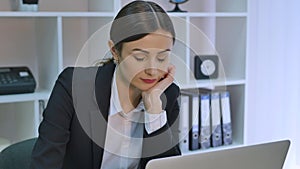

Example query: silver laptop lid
[146,140,290,169]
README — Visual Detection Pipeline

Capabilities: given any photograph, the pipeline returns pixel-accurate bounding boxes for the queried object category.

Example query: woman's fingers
[151,64,176,93]
[141,65,176,114]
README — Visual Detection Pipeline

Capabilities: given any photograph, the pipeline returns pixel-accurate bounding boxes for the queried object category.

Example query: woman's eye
[157,58,165,62]
[131,53,147,61]
[157,53,169,62]
[133,55,146,61]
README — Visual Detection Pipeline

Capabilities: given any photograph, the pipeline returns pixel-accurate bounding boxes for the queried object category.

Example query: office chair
[0,138,37,169]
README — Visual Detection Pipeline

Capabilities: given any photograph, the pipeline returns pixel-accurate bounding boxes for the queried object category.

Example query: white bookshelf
[0,0,248,154]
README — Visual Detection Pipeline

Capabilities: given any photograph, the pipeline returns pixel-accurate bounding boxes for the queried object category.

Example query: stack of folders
[179,89,232,152]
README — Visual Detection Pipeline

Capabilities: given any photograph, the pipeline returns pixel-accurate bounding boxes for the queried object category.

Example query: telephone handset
[0,66,36,95]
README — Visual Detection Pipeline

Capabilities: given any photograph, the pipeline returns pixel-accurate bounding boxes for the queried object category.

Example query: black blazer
[30,61,181,169]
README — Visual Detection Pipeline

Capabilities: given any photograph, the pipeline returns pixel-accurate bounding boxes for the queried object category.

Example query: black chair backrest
[0,138,37,169]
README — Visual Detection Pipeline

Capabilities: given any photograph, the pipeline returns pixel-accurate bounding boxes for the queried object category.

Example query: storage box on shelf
[0,0,248,154]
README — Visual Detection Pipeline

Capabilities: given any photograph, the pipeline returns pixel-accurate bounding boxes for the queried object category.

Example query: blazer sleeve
[30,67,75,169]
[140,83,182,169]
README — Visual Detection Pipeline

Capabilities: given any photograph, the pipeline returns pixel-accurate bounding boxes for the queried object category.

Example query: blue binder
[220,91,233,145]
[211,92,222,147]
[200,93,211,149]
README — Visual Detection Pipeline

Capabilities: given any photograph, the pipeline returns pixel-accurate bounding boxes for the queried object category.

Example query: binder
[199,93,211,149]
[220,91,233,145]
[210,92,222,147]
[178,94,190,153]
[181,90,200,150]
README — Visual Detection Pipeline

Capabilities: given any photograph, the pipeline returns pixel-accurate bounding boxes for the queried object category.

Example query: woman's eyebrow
[157,49,171,54]
[132,48,150,54]
[132,48,171,54]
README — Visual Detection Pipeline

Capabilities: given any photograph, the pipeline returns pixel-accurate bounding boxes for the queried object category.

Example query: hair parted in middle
[109,1,176,54]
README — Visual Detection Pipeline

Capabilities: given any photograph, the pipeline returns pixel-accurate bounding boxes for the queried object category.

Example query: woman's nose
[144,57,158,75]
[145,68,158,76]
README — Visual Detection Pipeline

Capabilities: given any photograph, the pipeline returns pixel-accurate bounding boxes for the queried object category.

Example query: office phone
[0,66,36,95]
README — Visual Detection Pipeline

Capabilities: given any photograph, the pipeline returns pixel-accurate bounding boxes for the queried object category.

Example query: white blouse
[100,70,167,169]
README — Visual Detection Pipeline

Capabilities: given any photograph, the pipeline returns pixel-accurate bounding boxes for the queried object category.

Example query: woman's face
[117,29,173,92]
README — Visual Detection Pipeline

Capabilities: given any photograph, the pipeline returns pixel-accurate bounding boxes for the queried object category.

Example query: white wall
[247,0,300,168]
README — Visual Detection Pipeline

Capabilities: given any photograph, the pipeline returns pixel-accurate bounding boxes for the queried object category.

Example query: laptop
[145,140,290,169]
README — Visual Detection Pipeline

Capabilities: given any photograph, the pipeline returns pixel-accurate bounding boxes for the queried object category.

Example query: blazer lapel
[91,61,116,169]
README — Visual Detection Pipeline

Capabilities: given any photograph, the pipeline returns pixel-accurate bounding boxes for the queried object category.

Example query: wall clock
[194,55,219,79]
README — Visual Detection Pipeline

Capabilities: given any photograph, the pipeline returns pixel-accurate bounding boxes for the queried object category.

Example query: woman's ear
[108,40,119,61]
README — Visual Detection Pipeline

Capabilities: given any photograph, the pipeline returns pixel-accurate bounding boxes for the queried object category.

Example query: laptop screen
[146,140,290,169]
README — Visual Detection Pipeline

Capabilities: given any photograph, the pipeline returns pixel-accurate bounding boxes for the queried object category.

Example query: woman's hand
[142,65,176,114]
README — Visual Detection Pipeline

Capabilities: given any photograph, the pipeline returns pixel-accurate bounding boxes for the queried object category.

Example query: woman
[30,1,181,169]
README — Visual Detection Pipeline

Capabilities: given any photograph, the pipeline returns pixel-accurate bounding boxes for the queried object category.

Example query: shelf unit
[0,0,248,154]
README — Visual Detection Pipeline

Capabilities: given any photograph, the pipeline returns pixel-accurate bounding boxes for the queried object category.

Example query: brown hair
[95,1,175,65]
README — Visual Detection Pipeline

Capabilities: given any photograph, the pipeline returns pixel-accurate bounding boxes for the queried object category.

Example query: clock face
[194,55,218,79]
[200,60,216,76]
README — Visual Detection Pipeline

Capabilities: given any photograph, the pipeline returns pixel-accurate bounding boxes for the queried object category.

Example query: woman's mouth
[141,78,156,84]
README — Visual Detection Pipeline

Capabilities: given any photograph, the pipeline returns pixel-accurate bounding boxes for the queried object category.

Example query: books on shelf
[179,89,233,152]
